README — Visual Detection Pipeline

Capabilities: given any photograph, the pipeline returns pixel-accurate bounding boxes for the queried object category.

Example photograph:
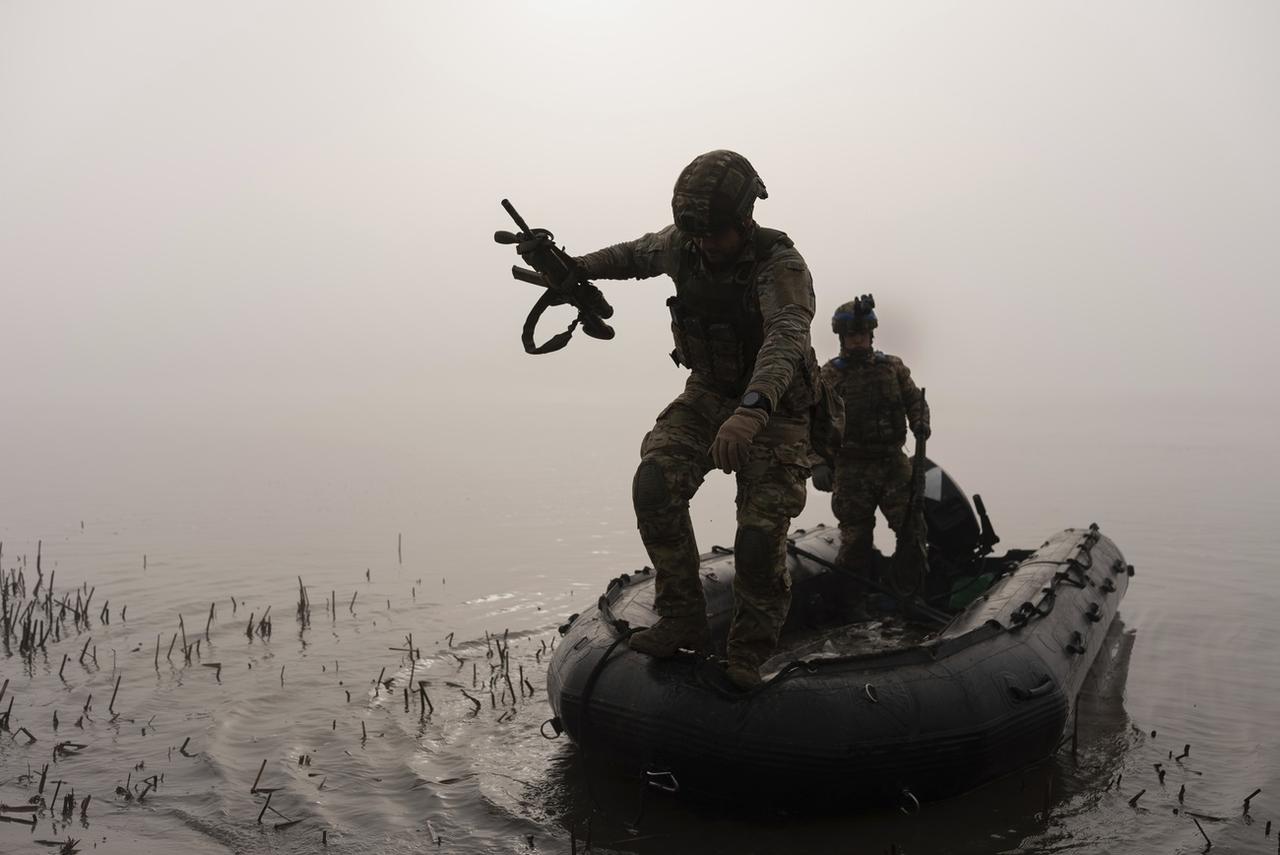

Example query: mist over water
[3,2,1278,853]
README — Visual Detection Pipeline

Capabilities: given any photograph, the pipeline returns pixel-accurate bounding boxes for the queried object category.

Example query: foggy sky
[3,1,1277,528]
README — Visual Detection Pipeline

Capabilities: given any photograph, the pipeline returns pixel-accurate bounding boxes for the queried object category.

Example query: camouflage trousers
[632,383,810,669]
[831,450,919,574]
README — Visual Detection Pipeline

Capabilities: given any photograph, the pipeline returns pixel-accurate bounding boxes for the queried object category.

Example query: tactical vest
[666,227,791,396]
[833,352,908,450]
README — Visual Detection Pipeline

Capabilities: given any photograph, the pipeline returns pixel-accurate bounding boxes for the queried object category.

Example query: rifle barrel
[500,199,533,235]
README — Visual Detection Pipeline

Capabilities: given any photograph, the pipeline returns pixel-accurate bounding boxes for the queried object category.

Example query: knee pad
[733,525,774,576]
[633,458,670,515]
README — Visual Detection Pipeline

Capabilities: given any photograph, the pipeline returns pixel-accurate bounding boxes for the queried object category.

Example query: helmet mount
[832,294,878,335]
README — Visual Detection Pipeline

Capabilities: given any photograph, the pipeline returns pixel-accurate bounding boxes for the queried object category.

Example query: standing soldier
[812,295,931,584]
[567,150,824,689]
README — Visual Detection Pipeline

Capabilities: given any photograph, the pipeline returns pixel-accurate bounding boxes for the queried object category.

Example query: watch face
[743,392,763,408]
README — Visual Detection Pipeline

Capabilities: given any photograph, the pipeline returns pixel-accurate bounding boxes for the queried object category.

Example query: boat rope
[573,626,656,832]
[579,630,636,739]
[898,786,921,816]
[1003,525,1109,634]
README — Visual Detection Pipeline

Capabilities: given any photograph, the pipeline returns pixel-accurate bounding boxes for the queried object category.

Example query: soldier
[568,150,823,689]
[812,295,930,583]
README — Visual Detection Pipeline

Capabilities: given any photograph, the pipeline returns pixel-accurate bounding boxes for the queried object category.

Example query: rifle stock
[889,388,929,597]
[511,265,548,286]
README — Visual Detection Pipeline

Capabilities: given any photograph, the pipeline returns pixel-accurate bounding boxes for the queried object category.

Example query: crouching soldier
[812,295,930,580]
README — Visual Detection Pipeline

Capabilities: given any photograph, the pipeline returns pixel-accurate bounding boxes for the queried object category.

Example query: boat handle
[1112,558,1135,576]
[645,770,680,793]
[1065,630,1087,655]
[540,717,563,739]
[864,683,879,704]
[1009,676,1055,701]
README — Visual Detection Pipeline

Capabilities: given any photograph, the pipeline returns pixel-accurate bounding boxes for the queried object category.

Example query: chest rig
[666,228,792,395]
[834,352,908,449]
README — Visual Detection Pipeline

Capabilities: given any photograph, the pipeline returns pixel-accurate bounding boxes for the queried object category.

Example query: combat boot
[724,660,762,690]
[628,615,710,658]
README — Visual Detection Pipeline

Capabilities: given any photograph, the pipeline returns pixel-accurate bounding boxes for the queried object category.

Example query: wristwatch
[741,391,772,414]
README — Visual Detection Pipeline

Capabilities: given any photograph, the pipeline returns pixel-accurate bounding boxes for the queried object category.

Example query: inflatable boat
[545,462,1133,807]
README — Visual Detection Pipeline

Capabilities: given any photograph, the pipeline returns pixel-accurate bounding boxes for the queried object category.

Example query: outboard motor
[920,457,981,560]
[920,459,1002,604]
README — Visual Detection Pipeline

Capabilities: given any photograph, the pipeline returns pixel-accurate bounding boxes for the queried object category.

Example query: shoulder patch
[755,251,815,313]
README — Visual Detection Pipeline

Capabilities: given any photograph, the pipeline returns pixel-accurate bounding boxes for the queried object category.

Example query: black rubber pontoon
[545,467,1132,807]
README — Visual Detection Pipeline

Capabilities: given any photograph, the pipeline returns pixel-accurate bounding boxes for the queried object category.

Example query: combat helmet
[832,294,878,334]
[671,150,768,236]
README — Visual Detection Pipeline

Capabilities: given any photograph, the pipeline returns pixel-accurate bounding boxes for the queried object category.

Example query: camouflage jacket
[575,224,817,418]
[820,349,928,457]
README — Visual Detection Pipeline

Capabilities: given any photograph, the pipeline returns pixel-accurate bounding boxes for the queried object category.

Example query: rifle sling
[522,289,579,355]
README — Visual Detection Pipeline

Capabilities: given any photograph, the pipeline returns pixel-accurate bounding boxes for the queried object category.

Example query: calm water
[2,397,1278,854]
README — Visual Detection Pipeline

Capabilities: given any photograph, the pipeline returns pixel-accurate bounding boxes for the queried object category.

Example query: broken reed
[246,606,273,639]
[297,577,311,628]
[0,542,564,842]
[2,546,107,661]
[0,541,149,831]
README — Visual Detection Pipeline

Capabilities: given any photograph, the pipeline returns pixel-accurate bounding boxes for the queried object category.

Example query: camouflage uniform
[575,224,819,672]
[820,349,929,573]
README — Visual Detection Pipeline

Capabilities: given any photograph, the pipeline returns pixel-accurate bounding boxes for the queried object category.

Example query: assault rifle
[889,388,930,597]
[494,199,615,355]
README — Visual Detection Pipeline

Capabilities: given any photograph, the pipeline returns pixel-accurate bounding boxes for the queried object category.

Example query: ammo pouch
[668,297,750,391]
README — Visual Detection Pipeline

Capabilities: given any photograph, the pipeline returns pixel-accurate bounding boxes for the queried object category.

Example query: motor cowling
[920,458,982,561]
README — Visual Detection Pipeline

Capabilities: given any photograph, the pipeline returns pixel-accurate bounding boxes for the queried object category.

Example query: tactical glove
[709,407,769,473]
[911,422,931,441]
[811,462,834,492]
